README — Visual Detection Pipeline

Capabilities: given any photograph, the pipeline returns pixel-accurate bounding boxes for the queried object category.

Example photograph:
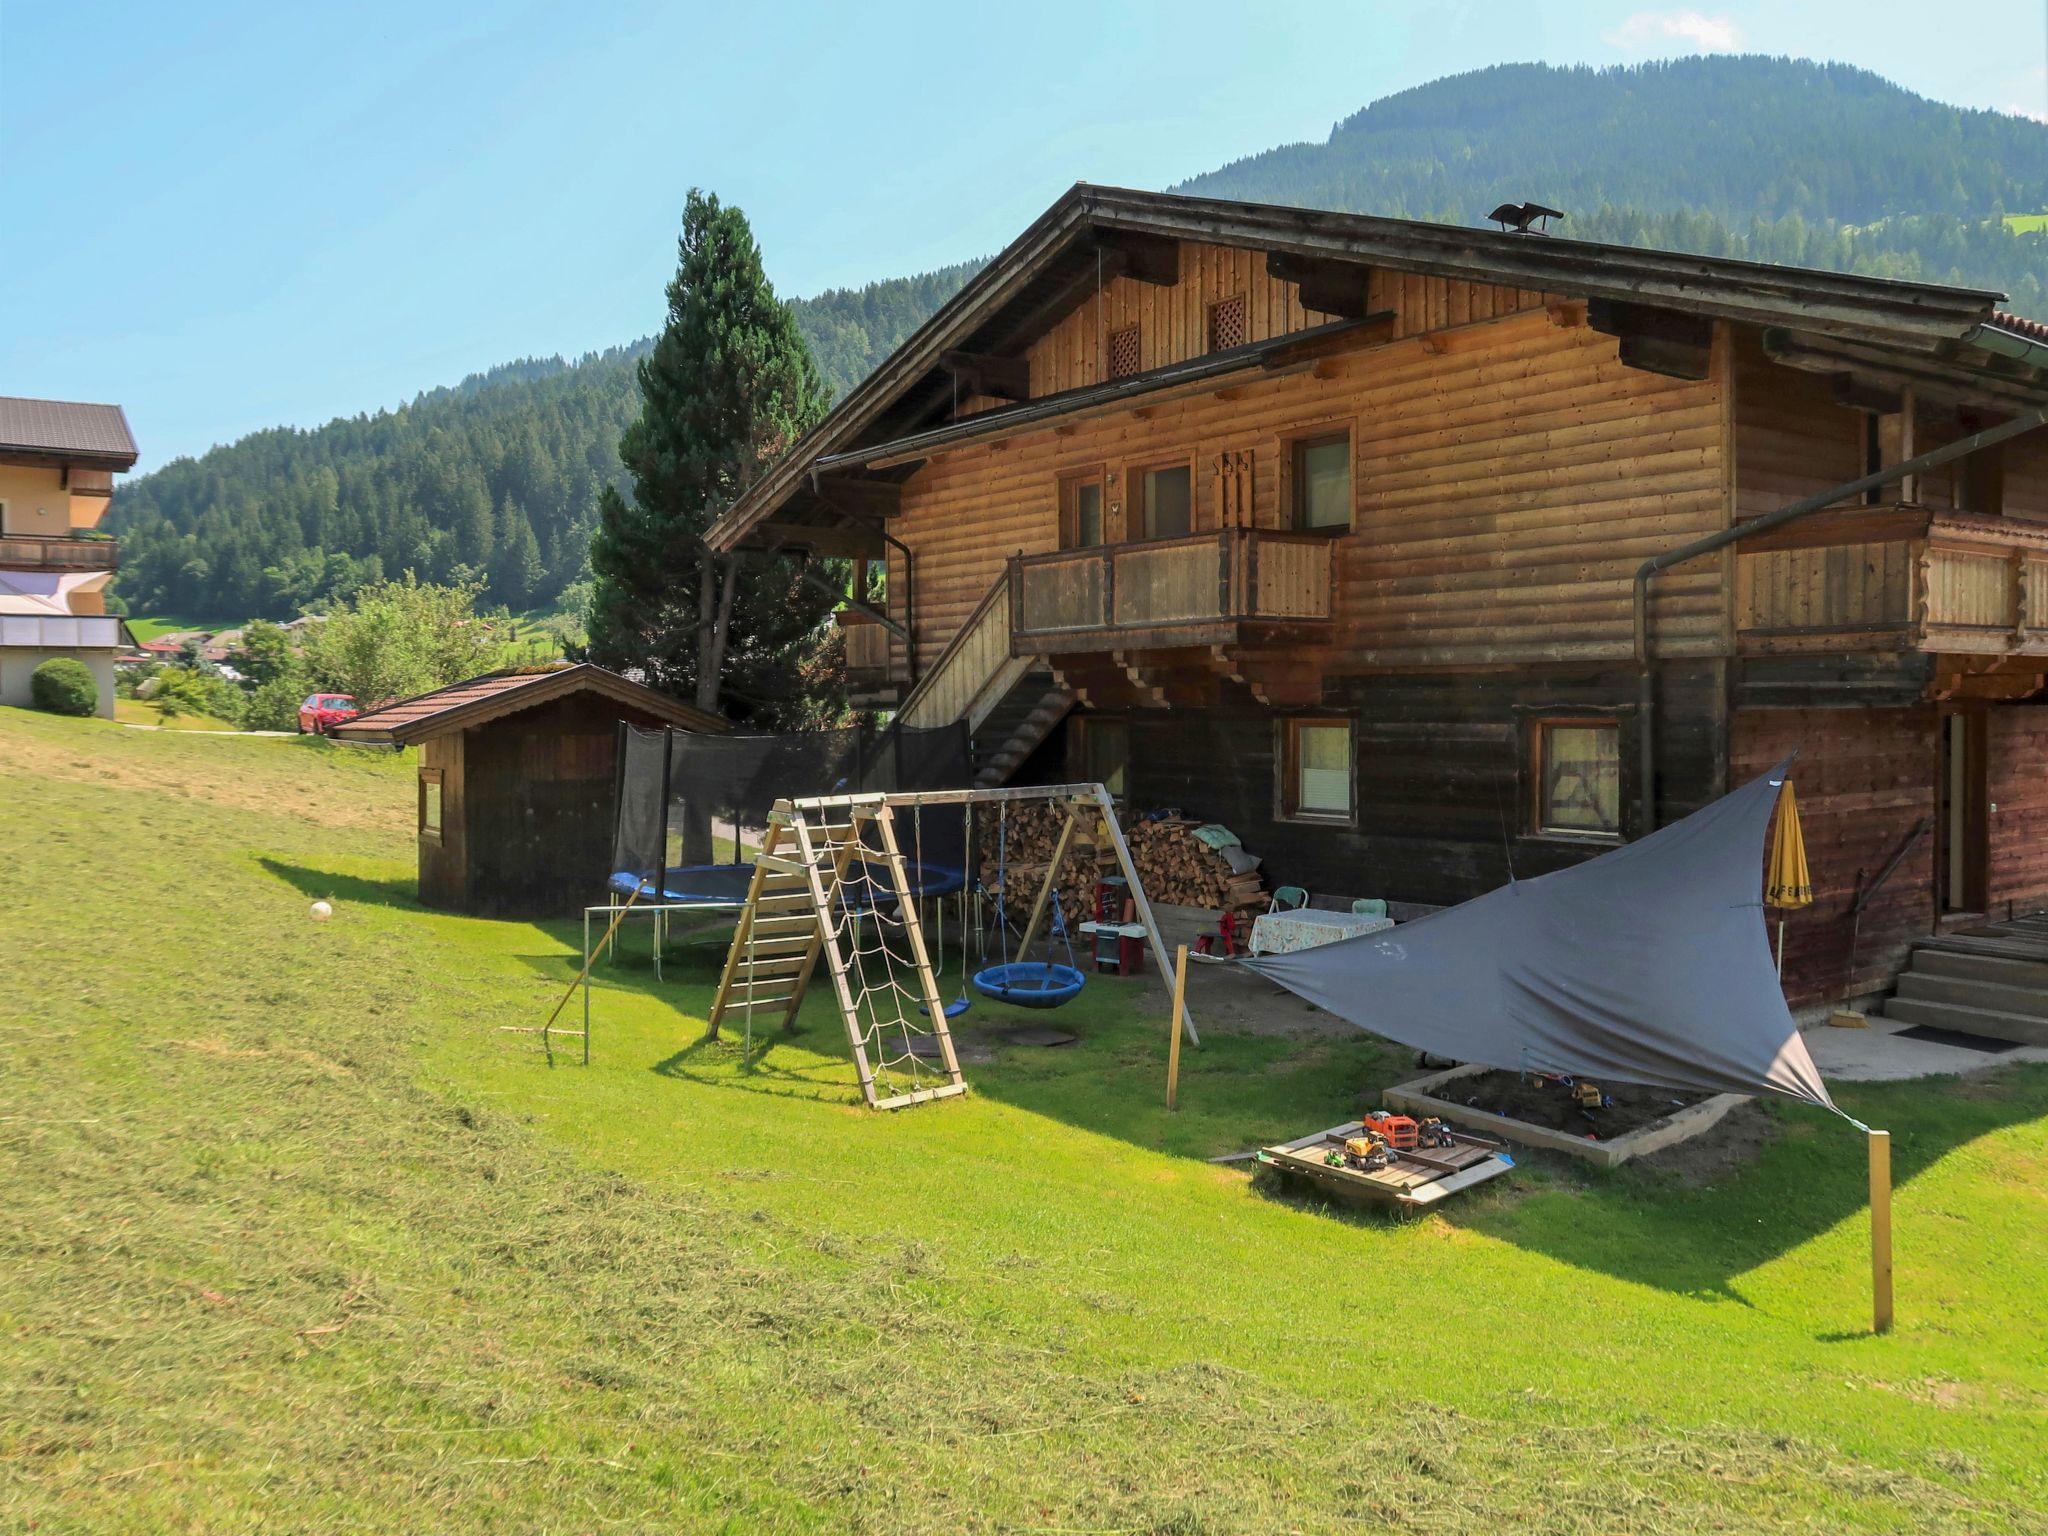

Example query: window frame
[1106,323,1142,381]
[1274,716,1356,827]
[1526,715,1625,843]
[418,766,446,844]
[1058,466,1108,549]
[1128,454,1198,543]
[1286,425,1354,534]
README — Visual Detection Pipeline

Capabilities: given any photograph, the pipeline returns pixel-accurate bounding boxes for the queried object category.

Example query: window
[1107,324,1141,380]
[1959,444,2005,516]
[1277,719,1353,824]
[1061,471,1105,548]
[419,768,445,842]
[1531,719,1622,839]
[1208,294,1246,352]
[1074,716,1129,801]
[1139,462,1192,540]
[1292,432,1351,531]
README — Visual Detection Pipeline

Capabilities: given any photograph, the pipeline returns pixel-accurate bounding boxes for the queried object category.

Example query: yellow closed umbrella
[1766,780,1814,977]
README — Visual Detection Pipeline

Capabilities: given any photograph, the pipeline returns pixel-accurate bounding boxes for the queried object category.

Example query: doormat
[1895,1024,2020,1054]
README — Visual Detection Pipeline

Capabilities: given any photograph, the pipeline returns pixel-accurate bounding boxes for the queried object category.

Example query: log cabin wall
[1729,705,1935,1006]
[418,732,466,911]
[1988,704,2048,914]
[890,287,1727,674]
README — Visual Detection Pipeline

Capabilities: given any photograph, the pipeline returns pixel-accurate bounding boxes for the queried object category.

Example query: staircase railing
[897,574,1020,731]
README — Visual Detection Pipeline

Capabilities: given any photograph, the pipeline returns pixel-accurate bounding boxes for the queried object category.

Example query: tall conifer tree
[586,190,831,717]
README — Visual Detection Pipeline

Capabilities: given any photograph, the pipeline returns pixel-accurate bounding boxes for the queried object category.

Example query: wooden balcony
[835,607,907,698]
[0,533,118,571]
[1009,528,1333,652]
[1736,506,2048,656]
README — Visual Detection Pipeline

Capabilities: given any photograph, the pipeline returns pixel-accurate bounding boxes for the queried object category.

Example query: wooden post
[1166,944,1188,1110]
[1015,802,1083,963]
[1870,1129,1894,1334]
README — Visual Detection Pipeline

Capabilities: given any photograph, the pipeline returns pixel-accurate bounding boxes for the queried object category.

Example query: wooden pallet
[1255,1121,1516,1208]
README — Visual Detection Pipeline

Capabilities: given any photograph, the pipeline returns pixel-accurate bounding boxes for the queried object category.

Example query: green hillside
[110,56,2048,624]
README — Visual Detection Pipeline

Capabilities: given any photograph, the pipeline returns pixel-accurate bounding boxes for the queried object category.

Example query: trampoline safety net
[609,720,972,904]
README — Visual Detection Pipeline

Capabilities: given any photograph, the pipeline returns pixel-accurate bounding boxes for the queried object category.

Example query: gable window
[1107,324,1141,380]
[1138,462,1193,540]
[1072,716,1129,801]
[1530,718,1622,839]
[419,767,445,842]
[1292,432,1352,531]
[1061,470,1105,548]
[1208,294,1246,352]
[1277,718,1353,825]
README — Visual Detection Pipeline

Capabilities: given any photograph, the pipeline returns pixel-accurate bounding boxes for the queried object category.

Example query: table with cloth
[1247,907,1394,956]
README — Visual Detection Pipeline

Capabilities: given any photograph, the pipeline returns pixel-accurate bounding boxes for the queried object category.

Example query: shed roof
[330,663,729,746]
[0,396,138,468]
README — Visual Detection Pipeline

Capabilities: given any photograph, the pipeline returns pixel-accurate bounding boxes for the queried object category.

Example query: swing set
[708,781,1196,1111]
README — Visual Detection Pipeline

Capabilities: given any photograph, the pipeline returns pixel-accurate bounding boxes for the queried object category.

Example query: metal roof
[330,663,729,746]
[0,396,138,467]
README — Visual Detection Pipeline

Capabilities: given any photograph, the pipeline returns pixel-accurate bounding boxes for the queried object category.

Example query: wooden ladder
[708,796,966,1111]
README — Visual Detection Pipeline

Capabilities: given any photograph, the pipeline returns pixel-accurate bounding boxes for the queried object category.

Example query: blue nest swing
[972,960,1086,1008]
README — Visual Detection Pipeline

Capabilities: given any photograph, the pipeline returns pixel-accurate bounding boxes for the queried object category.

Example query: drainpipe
[1632,402,2048,834]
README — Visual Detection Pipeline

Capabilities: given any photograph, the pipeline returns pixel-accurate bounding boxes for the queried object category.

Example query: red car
[298,693,358,735]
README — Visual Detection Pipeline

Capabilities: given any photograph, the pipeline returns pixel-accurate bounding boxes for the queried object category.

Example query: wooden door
[1937,710,1988,916]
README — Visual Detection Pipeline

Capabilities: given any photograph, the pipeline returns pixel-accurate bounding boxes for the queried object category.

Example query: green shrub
[244,672,311,733]
[152,665,247,726]
[29,657,99,716]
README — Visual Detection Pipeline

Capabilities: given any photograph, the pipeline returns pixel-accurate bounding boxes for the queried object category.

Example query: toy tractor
[1415,1116,1456,1150]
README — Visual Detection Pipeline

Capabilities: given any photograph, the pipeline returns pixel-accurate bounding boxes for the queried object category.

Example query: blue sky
[4,0,2046,472]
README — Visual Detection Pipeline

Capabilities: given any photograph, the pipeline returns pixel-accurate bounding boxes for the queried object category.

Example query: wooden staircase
[898,576,1073,786]
[1876,914,2048,1047]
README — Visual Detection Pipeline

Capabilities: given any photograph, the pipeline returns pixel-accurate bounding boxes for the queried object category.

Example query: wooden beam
[1098,229,1180,286]
[939,348,1030,401]
[756,520,883,559]
[812,474,903,520]
[1590,299,1714,380]
[1265,251,1374,319]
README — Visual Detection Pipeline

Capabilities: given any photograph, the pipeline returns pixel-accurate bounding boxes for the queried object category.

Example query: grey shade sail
[1243,762,1834,1110]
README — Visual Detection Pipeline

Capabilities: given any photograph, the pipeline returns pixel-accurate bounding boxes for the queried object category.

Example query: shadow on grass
[257,854,2048,1305]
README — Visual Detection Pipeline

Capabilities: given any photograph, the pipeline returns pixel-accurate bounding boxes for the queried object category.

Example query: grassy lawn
[2004,213,2048,234]
[123,614,241,643]
[2,707,2043,1533]
[114,697,241,732]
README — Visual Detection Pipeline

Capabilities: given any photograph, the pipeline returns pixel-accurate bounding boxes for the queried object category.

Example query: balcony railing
[1736,506,2048,653]
[0,533,118,570]
[835,607,906,690]
[1009,528,1332,649]
[0,614,126,648]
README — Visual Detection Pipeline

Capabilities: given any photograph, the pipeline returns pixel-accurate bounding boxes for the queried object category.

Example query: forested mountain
[112,56,2048,622]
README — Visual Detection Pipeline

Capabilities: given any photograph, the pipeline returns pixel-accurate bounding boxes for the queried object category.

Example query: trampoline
[606,859,964,908]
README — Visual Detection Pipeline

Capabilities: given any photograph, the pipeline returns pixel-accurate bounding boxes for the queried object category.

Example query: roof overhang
[707,183,2018,556]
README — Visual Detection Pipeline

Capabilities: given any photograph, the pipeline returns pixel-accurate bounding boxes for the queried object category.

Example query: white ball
[310,900,333,922]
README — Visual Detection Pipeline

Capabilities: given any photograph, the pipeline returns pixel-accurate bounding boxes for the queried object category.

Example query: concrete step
[1896,971,2048,1019]
[1908,947,2048,990]
[1876,996,2048,1047]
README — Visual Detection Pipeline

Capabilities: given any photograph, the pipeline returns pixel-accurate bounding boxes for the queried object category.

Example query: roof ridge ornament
[1486,201,1566,235]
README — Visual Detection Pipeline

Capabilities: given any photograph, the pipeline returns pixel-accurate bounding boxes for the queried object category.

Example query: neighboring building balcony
[1736,505,2048,656]
[0,532,118,571]
[1008,527,1334,653]
[0,613,127,649]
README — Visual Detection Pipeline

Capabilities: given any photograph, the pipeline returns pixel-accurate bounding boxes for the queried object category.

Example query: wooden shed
[332,664,727,916]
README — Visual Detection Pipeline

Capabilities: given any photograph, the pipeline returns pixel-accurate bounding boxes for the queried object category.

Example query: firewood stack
[1124,815,1268,916]
[976,804,1266,927]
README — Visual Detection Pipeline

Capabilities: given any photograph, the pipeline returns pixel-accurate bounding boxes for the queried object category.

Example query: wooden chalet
[710,185,2048,1011]
[332,663,727,916]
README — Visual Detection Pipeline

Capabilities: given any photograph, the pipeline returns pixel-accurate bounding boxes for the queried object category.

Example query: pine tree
[585,189,832,718]
[492,495,544,609]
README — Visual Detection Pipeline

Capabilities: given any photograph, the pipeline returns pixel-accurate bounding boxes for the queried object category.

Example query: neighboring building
[708,184,2048,1013]
[0,396,138,716]
[330,664,727,916]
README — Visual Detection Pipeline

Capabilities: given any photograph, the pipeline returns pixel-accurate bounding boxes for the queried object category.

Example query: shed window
[1107,324,1141,380]
[1293,433,1351,531]
[419,768,444,841]
[1277,719,1353,824]
[1140,463,1192,540]
[1531,719,1621,838]
[1208,294,1246,352]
